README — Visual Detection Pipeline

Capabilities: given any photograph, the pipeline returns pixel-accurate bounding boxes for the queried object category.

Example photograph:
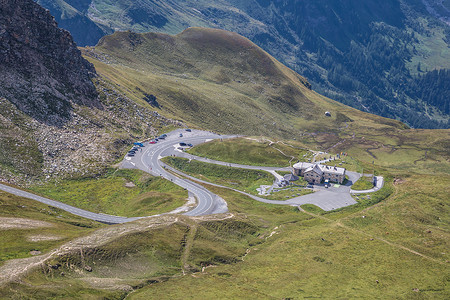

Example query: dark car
[185,129,192,132]
[179,142,187,146]
[187,143,193,147]
[127,153,135,157]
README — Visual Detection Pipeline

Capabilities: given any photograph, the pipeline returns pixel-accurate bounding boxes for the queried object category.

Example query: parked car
[187,143,193,147]
[185,129,191,132]
[179,133,183,137]
[179,142,187,146]
[127,153,135,157]
[149,140,156,144]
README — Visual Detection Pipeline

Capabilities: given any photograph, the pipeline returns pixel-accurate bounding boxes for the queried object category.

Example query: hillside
[85,27,410,139]
[38,0,450,129]
[0,11,449,299]
[0,0,178,184]
[85,28,450,179]
[0,0,99,126]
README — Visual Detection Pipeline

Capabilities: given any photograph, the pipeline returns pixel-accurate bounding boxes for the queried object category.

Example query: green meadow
[162,157,273,195]
[188,137,307,167]
[29,169,187,217]
[0,190,102,265]
[0,27,449,299]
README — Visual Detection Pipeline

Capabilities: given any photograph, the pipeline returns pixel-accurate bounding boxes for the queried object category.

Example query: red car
[149,140,157,144]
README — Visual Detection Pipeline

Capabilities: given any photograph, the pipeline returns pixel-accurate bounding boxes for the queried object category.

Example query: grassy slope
[162,156,273,195]
[84,28,409,138]
[1,168,448,298]
[0,190,102,265]
[351,176,375,190]
[0,192,305,299]
[0,99,43,179]
[130,175,449,299]
[83,28,449,174]
[188,137,308,167]
[29,169,187,217]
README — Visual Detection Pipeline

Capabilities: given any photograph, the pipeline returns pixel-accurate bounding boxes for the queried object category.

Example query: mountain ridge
[36,0,450,129]
[0,0,100,125]
[87,27,410,138]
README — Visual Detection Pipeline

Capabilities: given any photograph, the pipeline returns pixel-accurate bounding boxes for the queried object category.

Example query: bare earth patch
[27,235,62,242]
[0,217,53,230]
[124,181,136,188]
[394,177,406,185]
[0,213,233,287]
[79,277,134,291]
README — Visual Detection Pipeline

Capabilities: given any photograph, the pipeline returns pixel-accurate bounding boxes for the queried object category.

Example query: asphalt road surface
[162,151,361,211]
[122,129,363,212]
[0,183,141,224]
[0,129,234,223]
[0,129,379,223]
[121,129,238,216]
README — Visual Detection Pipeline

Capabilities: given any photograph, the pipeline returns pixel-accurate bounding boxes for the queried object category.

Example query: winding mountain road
[0,129,379,224]
[0,183,141,224]
[121,129,237,216]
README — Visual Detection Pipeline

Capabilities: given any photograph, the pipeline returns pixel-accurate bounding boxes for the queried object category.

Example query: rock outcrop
[0,0,100,125]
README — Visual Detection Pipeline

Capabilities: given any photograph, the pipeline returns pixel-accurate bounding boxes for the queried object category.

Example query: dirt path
[0,213,233,287]
[298,207,445,265]
[181,222,198,275]
[0,216,173,286]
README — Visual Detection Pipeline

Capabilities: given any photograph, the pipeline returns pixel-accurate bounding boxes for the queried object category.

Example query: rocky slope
[0,0,178,184]
[0,0,99,126]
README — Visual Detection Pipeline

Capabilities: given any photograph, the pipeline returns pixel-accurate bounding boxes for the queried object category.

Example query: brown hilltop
[0,0,100,125]
[93,27,321,136]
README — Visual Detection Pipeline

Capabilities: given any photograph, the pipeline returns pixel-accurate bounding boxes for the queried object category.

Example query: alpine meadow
[0,1,449,299]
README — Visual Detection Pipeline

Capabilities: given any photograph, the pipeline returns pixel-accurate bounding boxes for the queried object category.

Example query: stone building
[293,162,346,184]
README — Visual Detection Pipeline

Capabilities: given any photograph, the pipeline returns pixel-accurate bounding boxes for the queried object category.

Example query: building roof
[322,164,346,175]
[304,164,323,175]
[294,162,345,176]
[292,162,314,169]
[284,173,299,181]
